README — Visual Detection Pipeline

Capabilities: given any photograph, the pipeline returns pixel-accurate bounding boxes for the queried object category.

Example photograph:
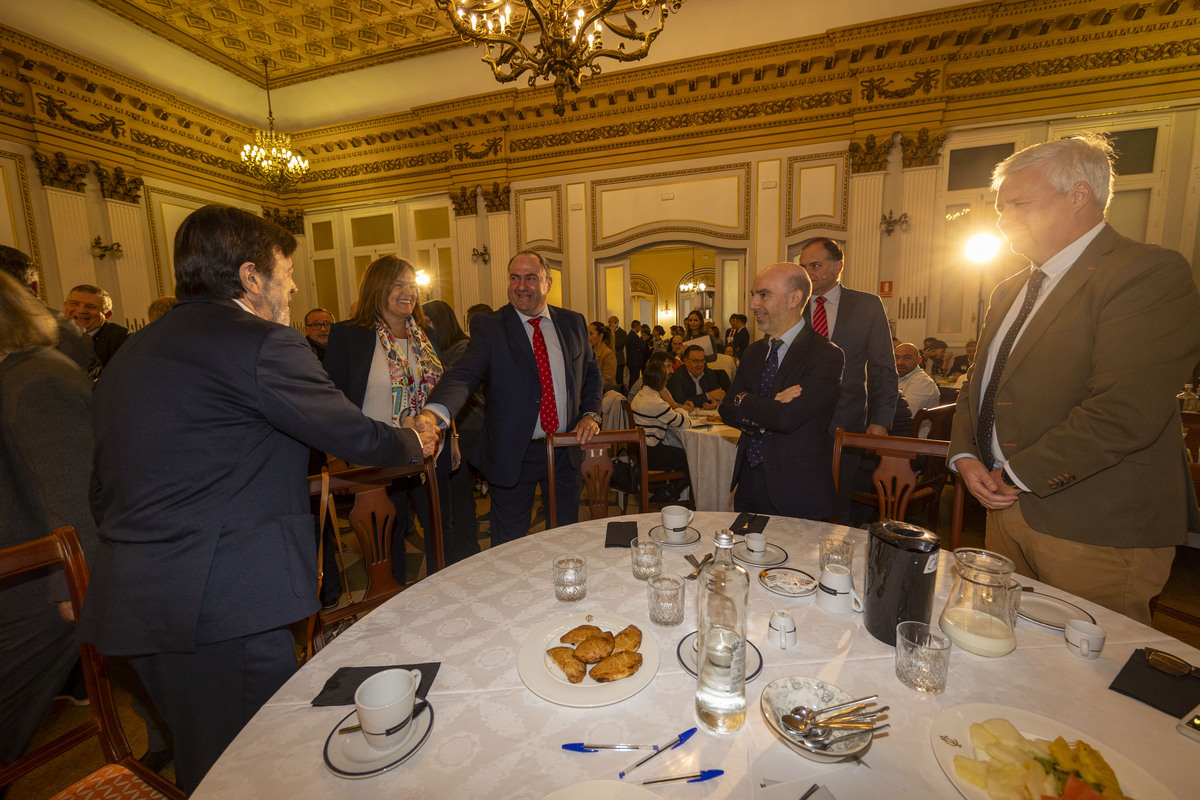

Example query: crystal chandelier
[241,63,309,189]
[434,1,687,116]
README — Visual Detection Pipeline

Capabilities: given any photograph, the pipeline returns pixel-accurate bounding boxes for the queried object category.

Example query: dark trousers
[129,626,296,793]
[446,424,483,565]
[389,442,454,582]
[733,462,779,515]
[488,438,580,546]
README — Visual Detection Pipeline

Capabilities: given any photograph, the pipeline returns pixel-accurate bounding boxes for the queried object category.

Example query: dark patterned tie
[528,318,559,435]
[746,338,783,467]
[976,268,1046,468]
[812,295,829,339]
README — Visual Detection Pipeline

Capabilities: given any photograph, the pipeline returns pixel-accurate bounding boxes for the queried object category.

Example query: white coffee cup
[1064,619,1106,660]
[817,564,864,614]
[354,668,423,751]
[745,532,767,557]
[661,505,693,541]
[768,609,798,649]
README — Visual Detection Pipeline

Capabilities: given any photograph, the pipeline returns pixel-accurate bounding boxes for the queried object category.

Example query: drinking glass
[819,532,855,571]
[630,537,662,581]
[647,573,685,626]
[895,620,950,694]
[553,554,587,602]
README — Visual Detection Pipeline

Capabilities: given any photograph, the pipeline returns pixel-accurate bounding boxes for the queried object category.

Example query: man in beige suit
[949,133,1200,623]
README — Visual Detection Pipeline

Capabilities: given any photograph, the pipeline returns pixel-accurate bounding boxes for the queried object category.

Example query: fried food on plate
[613,624,642,653]
[590,650,643,682]
[573,631,615,663]
[560,624,603,645]
[545,646,586,684]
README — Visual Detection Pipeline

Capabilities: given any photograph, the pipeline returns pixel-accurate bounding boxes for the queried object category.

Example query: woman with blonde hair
[324,255,450,580]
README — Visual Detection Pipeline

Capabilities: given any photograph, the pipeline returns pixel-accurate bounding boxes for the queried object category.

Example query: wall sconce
[91,235,123,259]
[415,269,432,287]
[879,210,910,236]
[472,245,490,265]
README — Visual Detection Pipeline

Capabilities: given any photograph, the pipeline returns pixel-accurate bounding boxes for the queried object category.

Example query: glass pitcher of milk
[938,548,1017,657]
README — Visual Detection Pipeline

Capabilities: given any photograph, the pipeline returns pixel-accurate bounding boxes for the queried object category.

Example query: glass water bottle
[695,529,749,733]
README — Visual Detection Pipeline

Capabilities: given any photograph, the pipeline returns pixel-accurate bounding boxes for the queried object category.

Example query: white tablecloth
[678,424,739,512]
[193,512,1196,799]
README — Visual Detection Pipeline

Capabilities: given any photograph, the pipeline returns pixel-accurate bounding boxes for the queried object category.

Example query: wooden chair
[544,429,651,529]
[832,429,966,548]
[0,527,185,800]
[305,461,444,653]
[910,402,956,440]
[938,385,960,405]
[1182,410,1200,462]
[904,402,959,529]
[620,397,694,510]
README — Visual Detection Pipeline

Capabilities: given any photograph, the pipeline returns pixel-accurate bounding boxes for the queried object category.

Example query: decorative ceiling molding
[263,207,304,234]
[93,161,144,202]
[900,127,948,168]
[449,185,479,216]
[32,150,89,191]
[848,133,892,174]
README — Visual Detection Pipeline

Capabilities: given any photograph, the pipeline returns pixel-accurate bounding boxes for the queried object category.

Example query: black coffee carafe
[863,520,940,645]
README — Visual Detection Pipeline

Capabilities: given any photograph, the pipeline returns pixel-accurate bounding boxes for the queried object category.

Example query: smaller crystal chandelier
[241,62,309,189]
[435,1,687,116]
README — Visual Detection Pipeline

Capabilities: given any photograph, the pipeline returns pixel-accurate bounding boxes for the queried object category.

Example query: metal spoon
[782,715,877,735]
[1145,647,1200,678]
[338,698,428,735]
[785,695,880,731]
[799,724,891,751]
[684,553,712,580]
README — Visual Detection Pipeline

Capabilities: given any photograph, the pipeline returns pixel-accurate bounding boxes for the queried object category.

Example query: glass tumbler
[553,554,587,602]
[630,537,662,581]
[647,573,686,626]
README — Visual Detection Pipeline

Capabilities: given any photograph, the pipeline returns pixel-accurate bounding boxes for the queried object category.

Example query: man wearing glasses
[667,344,730,409]
[303,307,334,360]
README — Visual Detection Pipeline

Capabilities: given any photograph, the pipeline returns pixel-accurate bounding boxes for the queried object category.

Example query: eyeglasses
[306,321,333,329]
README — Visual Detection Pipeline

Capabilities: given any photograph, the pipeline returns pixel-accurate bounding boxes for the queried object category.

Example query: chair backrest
[601,390,629,430]
[938,385,960,405]
[545,429,651,529]
[910,402,957,440]
[0,527,184,799]
[832,429,954,523]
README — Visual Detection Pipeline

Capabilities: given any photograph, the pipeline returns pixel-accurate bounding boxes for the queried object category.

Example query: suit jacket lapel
[769,327,813,393]
[503,306,540,384]
[547,305,576,400]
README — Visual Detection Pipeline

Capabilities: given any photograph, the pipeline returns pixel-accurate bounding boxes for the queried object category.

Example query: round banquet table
[192,512,1196,799]
[677,423,739,512]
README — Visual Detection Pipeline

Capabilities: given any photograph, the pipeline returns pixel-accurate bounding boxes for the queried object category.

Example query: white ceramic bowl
[759,676,874,763]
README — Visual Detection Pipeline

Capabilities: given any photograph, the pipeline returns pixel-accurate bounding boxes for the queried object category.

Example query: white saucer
[648,524,701,547]
[324,702,434,779]
[757,567,817,597]
[731,541,788,567]
[1017,590,1096,631]
[676,630,763,683]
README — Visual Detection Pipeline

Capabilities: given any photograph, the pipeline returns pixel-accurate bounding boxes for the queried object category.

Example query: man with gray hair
[949,133,1200,623]
[64,283,128,369]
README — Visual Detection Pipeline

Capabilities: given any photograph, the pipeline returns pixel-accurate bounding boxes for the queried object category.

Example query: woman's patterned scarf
[375,316,442,427]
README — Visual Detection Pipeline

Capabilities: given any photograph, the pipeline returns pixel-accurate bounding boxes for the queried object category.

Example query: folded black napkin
[605,520,639,548]
[312,663,440,706]
[1108,648,1200,718]
[732,512,768,534]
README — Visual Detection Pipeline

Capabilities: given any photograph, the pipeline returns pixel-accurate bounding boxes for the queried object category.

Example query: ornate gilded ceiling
[85,0,465,86]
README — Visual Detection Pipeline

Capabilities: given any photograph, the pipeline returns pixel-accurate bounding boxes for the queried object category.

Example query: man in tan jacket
[949,133,1200,623]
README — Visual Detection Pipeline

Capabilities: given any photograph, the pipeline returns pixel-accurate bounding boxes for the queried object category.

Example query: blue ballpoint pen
[618,727,697,779]
[636,769,723,786]
[561,742,658,753]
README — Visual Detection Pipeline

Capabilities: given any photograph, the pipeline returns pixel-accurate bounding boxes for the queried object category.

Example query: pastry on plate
[590,650,643,682]
[573,631,615,664]
[545,646,586,684]
[559,624,603,645]
[613,624,642,653]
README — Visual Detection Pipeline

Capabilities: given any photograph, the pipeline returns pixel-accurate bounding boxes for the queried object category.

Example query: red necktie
[529,318,559,435]
[812,295,829,339]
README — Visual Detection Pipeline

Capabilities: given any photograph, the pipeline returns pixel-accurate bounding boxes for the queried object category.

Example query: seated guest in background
[668,344,730,409]
[631,359,692,502]
[303,307,334,360]
[895,342,942,414]
[0,271,97,767]
[146,295,176,323]
[466,302,492,329]
[651,325,668,352]
[946,339,977,381]
[667,334,686,370]
[588,321,618,392]
[922,338,949,379]
[626,350,671,401]
[0,245,95,373]
[726,313,750,359]
[64,283,128,371]
[78,205,435,793]
[719,263,843,520]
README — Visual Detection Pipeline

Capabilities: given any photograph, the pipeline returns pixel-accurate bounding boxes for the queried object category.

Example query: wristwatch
[733,391,749,407]
[1000,468,1018,489]
[583,411,602,426]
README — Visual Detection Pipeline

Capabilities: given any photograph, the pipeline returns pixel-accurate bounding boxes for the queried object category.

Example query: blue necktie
[746,338,783,468]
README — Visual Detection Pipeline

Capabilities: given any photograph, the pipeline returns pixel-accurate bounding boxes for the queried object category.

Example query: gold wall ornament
[900,128,947,169]
[848,134,893,174]
[879,210,909,236]
[32,151,89,192]
[0,87,24,107]
[35,92,126,139]
[93,162,144,203]
[481,181,511,213]
[263,207,305,235]
[859,69,940,103]
[450,185,480,215]
[90,235,123,259]
[945,38,1200,89]
[453,136,504,161]
[433,0,688,116]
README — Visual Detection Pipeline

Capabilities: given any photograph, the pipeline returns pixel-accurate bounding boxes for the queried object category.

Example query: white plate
[517,612,660,708]
[676,630,763,683]
[930,703,1178,800]
[648,524,701,547]
[1017,590,1095,630]
[543,780,659,799]
[323,702,434,779]
[731,542,788,568]
[757,567,817,598]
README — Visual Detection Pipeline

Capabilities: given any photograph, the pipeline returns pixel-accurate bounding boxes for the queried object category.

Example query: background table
[678,424,739,512]
[193,512,1196,799]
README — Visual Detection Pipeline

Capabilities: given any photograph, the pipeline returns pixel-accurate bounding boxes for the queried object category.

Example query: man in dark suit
[726,313,750,358]
[667,344,730,408]
[609,314,627,385]
[64,283,129,370]
[949,134,1200,623]
[0,245,96,374]
[626,318,645,386]
[799,238,897,519]
[719,263,843,519]
[419,251,603,546]
[77,205,436,792]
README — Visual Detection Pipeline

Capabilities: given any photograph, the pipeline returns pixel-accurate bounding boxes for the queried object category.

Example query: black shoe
[139,749,173,773]
[321,590,343,610]
[649,488,675,504]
